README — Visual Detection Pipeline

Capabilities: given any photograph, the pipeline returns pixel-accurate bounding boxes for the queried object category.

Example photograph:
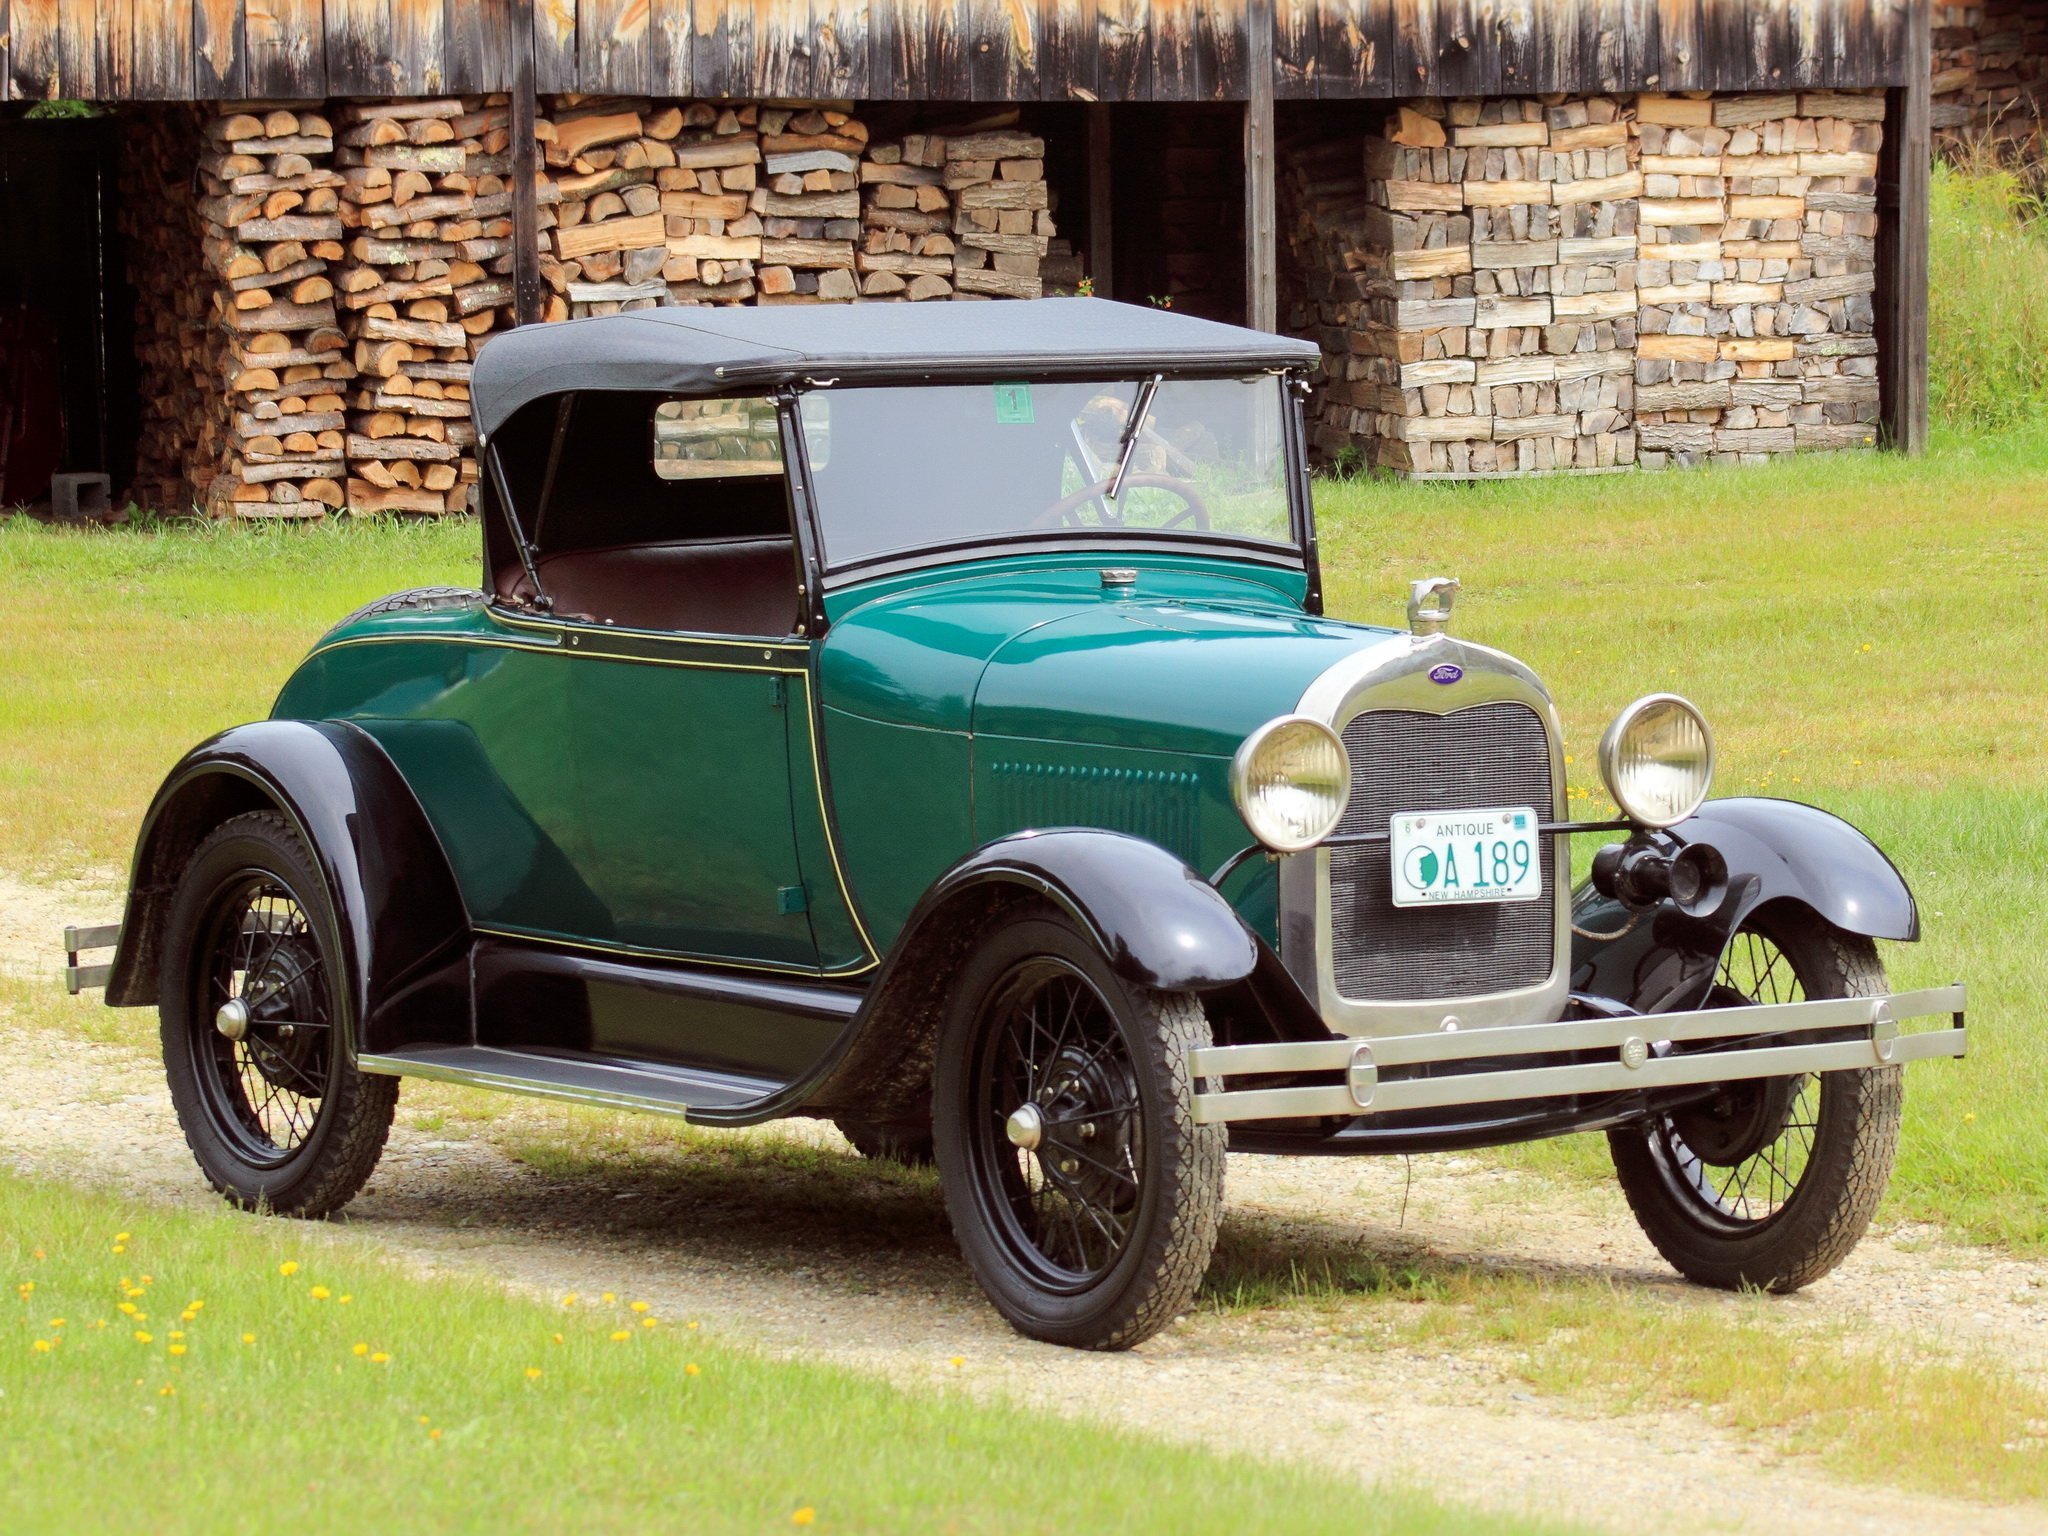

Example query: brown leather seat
[506,537,799,636]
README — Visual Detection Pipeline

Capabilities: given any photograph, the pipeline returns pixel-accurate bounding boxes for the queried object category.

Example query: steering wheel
[1031,472,1211,531]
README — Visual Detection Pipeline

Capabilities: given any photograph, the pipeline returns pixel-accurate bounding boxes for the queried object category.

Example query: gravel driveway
[4,874,2042,1535]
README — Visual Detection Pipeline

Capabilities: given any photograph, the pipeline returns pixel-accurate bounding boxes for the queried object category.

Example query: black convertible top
[470,297,1319,438]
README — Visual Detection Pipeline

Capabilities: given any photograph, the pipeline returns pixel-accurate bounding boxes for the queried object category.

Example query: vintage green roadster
[69,300,1965,1349]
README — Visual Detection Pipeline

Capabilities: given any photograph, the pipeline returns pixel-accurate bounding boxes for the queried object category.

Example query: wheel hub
[214,997,250,1041]
[1028,1044,1137,1209]
[1006,1102,1044,1150]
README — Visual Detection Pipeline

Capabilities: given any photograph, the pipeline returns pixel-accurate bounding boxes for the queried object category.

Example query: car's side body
[89,300,1963,1168]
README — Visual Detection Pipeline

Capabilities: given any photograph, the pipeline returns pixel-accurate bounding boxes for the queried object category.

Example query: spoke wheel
[161,811,398,1218]
[1609,908,1902,1293]
[190,871,336,1168]
[933,909,1223,1350]
[971,959,1145,1290]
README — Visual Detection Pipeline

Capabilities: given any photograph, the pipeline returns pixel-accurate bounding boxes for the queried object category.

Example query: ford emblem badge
[1428,663,1464,686]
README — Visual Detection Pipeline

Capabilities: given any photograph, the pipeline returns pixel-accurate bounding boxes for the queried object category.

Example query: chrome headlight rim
[1598,692,1715,829]
[1229,714,1353,854]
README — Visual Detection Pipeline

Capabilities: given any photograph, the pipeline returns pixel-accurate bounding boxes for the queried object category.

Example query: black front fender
[106,720,470,1056]
[1571,796,1917,1015]
[913,829,1261,990]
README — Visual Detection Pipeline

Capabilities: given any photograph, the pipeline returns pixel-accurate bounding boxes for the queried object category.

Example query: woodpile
[120,107,214,515]
[195,104,350,517]
[1345,95,1640,476]
[1933,3,2048,139]
[1284,89,1885,478]
[1635,93,1883,468]
[858,121,1052,301]
[332,98,509,515]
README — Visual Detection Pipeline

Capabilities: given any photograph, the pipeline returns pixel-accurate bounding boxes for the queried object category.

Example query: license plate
[1389,806,1542,907]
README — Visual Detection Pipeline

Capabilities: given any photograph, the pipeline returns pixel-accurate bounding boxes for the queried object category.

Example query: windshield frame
[777,366,1317,600]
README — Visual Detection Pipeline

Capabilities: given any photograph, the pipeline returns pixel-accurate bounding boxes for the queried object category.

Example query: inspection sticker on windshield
[993,381,1034,424]
[1389,807,1542,907]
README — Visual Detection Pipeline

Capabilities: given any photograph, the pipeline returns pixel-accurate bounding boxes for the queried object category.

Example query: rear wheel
[160,811,397,1217]
[1609,908,1901,1292]
[933,910,1224,1350]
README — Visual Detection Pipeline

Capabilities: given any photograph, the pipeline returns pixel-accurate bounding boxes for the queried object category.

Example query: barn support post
[1243,0,1277,332]
[1087,104,1115,300]
[509,0,544,328]
[1879,0,1931,454]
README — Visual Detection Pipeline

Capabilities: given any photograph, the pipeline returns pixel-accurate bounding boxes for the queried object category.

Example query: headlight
[1598,694,1714,827]
[1230,716,1351,853]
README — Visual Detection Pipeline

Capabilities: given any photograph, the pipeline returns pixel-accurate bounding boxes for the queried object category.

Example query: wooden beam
[1086,103,1114,300]
[1243,0,1277,331]
[509,0,543,328]
[1878,2,1930,455]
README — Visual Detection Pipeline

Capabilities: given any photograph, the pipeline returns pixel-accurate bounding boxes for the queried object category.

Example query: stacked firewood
[857,133,956,299]
[331,99,508,514]
[548,96,687,312]
[120,107,214,514]
[1346,96,1640,476]
[755,104,866,303]
[196,105,349,516]
[1277,131,1378,462]
[945,130,1051,299]
[1635,93,1883,467]
[1932,2,2048,139]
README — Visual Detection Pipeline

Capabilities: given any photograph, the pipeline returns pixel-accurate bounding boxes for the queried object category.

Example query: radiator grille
[1327,703,1557,1003]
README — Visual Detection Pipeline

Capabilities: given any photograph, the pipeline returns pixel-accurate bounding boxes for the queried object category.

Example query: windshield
[798,376,1295,570]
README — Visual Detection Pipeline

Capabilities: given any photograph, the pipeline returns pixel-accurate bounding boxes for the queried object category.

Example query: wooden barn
[0,1,1931,511]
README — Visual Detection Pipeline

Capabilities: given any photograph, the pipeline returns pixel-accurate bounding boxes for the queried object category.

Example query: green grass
[0,1172,1558,1536]
[0,515,476,876]
[1930,148,2048,434]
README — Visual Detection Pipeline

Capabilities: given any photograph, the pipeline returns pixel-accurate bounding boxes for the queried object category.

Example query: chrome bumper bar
[62,922,121,995]
[1190,984,1967,1125]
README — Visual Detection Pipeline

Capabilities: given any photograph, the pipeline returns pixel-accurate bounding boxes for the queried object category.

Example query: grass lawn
[0,1173,1551,1536]
[1,429,2045,1263]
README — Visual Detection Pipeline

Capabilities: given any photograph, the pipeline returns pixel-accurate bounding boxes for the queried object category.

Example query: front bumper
[1190,984,1966,1125]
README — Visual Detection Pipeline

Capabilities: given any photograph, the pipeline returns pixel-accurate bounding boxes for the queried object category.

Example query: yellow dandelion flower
[792,1510,816,1527]
[140,1275,153,1286]
[685,1362,701,1377]
[159,1384,175,1398]
[630,1301,650,1313]
[119,1302,137,1316]
[686,1321,700,1331]
[949,1356,966,1368]
[32,1249,43,1261]
[561,1293,578,1308]
[641,1317,657,1329]
[601,1292,616,1304]
[551,1332,564,1346]
[610,1330,632,1343]
[338,1295,352,1306]
[429,1428,442,1441]
[525,1367,544,1381]
[134,1331,153,1345]
[32,1340,52,1354]
[16,1281,33,1298]
[116,1232,131,1243]
[242,1333,256,1345]
[370,1352,390,1364]
[418,1415,431,1426]
[187,1300,204,1311]
[353,1343,370,1358]
[168,1344,187,1357]
[112,1245,126,1256]
[1965,1112,1978,1124]
[169,1331,185,1341]
[280,1262,299,1277]
[48,1319,64,1329]
[310,1286,331,1301]
[1860,642,1871,652]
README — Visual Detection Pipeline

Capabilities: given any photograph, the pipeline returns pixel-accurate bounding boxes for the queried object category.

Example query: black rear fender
[107,721,471,1056]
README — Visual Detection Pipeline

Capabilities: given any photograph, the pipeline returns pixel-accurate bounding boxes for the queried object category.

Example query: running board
[356,1045,785,1119]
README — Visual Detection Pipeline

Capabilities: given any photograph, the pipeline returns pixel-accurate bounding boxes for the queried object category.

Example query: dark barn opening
[0,109,138,509]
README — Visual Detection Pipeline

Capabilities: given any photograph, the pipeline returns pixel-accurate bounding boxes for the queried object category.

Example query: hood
[818,557,1402,752]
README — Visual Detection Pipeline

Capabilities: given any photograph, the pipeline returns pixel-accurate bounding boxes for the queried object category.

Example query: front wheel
[933,909,1224,1350]
[160,811,397,1217]
[1609,908,1902,1292]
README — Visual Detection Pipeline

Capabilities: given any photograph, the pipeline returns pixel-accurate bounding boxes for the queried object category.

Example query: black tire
[1609,907,1902,1292]
[160,810,397,1217]
[932,908,1224,1350]
[835,1117,936,1168]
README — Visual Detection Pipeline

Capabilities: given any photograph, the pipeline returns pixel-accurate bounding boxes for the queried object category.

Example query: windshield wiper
[1107,373,1162,502]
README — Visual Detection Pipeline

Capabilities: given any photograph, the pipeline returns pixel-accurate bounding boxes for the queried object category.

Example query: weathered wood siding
[1,0,1919,102]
